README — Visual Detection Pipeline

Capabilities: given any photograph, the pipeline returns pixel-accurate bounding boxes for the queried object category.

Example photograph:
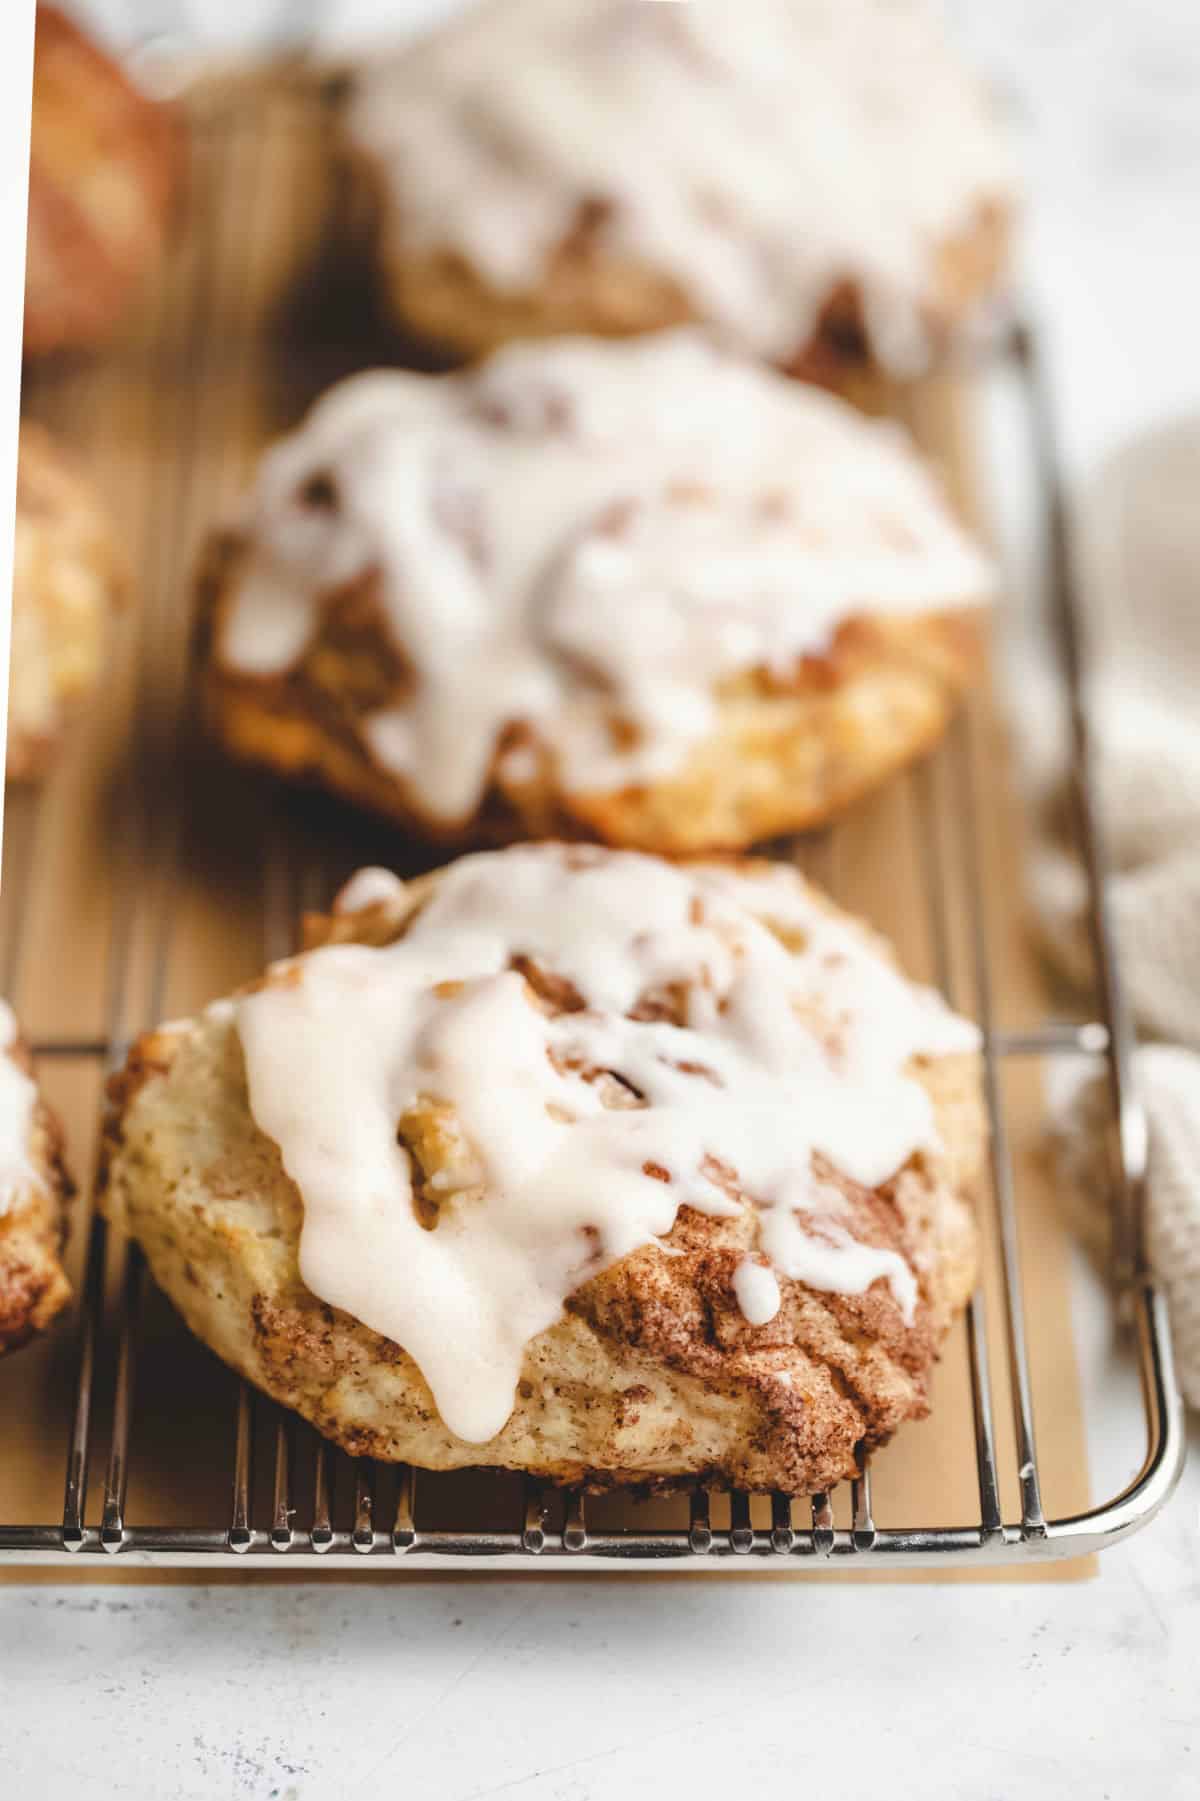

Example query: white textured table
[3,1391,1198,1801]
[5,5,1198,1796]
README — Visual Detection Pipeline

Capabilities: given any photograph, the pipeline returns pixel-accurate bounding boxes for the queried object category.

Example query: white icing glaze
[732,1257,782,1327]
[334,866,408,915]
[234,846,977,1443]
[348,0,1013,370]
[219,331,992,825]
[0,1002,37,1217]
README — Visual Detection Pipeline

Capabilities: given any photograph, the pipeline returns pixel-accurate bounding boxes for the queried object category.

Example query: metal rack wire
[0,81,1184,1568]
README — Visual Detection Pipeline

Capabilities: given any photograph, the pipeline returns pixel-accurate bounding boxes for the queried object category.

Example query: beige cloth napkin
[1017,418,1200,1408]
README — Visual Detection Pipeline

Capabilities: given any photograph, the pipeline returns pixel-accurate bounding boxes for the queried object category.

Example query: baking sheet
[1,70,1092,1578]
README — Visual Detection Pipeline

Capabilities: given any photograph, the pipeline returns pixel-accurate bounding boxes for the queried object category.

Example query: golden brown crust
[24,5,181,357]
[197,534,982,855]
[7,421,123,780]
[0,1034,73,1355]
[100,858,982,1492]
[354,125,1008,395]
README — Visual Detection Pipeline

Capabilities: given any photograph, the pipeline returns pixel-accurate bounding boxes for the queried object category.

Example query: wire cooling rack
[0,77,1184,1568]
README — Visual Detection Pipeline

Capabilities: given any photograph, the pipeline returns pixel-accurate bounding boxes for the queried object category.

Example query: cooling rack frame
[0,81,1184,1571]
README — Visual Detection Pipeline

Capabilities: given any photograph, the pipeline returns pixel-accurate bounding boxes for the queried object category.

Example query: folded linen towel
[1018,418,1200,1406]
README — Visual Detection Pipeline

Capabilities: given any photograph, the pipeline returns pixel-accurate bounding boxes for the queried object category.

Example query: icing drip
[234,846,978,1443]
[348,0,1013,370]
[732,1258,782,1328]
[0,1002,37,1216]
[219,331,992,825]
[333,866,408,915]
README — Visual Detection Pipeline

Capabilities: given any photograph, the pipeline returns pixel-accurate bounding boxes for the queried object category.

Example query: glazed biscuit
[346,0,1013,384]
[102,847,983,1493]
[199,332,991,853]
[0,1003,72,1355]
[25,4,179,357]
[8,423,121,780]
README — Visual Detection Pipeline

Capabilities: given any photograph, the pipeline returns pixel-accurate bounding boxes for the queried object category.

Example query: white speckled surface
[4,4,1198,1795]
[1,1368,1197,1801]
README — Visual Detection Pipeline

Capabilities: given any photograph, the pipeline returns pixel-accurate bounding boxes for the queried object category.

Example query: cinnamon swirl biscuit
[200,331,991,853]
[346,0,1013,383]
[0,1003,71,1354]
[8,423,122,780]
[25,4,179,357]
[102,846,982,1493]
